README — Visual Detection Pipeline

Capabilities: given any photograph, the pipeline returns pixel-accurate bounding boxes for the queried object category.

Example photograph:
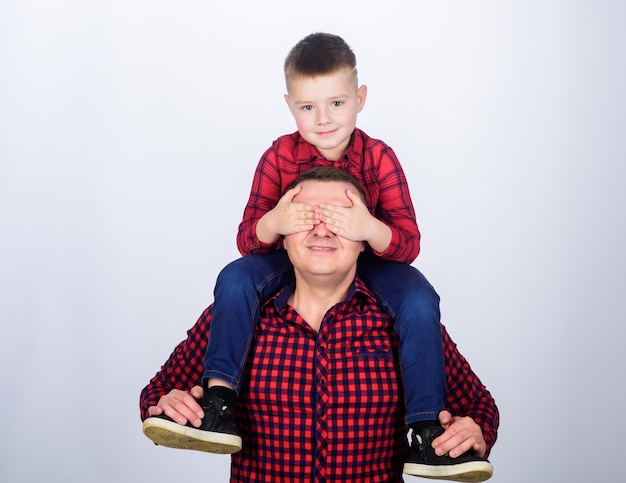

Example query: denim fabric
[357,251,445,424]
[203,250,294,391]
[203,249,445,424]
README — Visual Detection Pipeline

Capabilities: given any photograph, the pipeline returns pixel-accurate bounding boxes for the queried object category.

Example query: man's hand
[431,410,487,458]
[147,386,205,428]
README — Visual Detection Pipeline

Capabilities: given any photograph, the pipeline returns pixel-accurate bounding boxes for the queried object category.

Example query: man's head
[283,167,366,286]
[284,165,367,203]
[283,33,367,161]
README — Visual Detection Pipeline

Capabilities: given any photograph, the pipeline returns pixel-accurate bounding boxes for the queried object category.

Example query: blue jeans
[203,250,445,425]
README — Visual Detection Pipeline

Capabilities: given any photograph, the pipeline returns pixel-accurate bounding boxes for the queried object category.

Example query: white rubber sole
[403,460,493,482]
[142,417,242,454]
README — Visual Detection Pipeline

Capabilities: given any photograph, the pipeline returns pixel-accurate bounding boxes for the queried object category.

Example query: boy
[143,32,493,481]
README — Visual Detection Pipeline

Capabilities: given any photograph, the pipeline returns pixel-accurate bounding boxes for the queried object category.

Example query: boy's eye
[331,100,343,107]
[302,105,314,111]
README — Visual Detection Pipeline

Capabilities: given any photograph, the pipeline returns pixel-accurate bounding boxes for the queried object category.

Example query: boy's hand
[431,410,487,458]
[258,185,319,243]
[147,386,205,428]
[317,189,375,241]
[317,189,391,250]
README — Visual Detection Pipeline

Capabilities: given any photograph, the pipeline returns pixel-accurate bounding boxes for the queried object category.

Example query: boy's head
[284,32,358,90]
[283,33,367,162]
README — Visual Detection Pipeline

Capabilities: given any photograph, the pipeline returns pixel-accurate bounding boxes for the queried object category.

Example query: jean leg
[203,250,293,394]
[358,252,446,425]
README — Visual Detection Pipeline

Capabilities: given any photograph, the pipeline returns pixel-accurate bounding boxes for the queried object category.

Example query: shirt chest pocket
[343,338,396,364]
[330,338,401,397]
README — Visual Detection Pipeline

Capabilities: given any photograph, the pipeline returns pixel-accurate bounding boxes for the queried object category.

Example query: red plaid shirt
[236,128,421,264]
[140,278,499,482]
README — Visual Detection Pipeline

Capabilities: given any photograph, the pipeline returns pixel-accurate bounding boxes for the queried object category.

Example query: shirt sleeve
[370,144,421,264]
[441,323,499,457]
[236,145,284,256]
[138,306,211,421]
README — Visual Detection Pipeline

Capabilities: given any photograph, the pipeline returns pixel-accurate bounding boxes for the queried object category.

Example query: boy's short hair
[286,167,367,204]
[284,32,357,89]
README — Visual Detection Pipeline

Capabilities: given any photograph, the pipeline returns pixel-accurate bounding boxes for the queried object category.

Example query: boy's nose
[316,107,331,124]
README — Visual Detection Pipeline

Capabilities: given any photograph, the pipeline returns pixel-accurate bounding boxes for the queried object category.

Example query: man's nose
[312,221,332,237]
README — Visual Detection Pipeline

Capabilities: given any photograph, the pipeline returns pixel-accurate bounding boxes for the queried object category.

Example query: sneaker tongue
[207,386,237,405]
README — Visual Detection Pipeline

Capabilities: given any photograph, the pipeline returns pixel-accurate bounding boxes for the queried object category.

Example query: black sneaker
[403,426,493,482]
[142,394,242,454]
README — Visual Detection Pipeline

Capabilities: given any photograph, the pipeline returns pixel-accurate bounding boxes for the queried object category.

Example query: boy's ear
[284,94,291,109]
[356,84,367,113]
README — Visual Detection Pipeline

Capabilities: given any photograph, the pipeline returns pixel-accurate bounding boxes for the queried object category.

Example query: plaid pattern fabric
[236,128,421,264]
[232,280,405,482]
[140,278,499,482]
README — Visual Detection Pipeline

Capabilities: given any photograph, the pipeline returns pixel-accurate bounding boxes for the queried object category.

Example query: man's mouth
[308,246,335,251]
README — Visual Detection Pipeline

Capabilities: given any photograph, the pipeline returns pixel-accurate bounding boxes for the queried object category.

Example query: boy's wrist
[255,214,280,245]
[365,219,392,254]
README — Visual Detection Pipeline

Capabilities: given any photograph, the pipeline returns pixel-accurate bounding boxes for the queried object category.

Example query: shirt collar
[263,274,377,314]
[293,128,365,167]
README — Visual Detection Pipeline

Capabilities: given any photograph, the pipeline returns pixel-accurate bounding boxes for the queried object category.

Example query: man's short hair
[284,32,357,89]
[286,167,367,204]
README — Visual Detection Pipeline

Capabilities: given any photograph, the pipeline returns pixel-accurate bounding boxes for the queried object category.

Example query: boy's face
[284,69,367,161]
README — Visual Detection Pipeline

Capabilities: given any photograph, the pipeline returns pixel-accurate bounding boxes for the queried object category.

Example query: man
[140,167,499,482]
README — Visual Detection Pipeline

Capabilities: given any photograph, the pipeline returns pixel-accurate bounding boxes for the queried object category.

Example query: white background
[1,1,625,482]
